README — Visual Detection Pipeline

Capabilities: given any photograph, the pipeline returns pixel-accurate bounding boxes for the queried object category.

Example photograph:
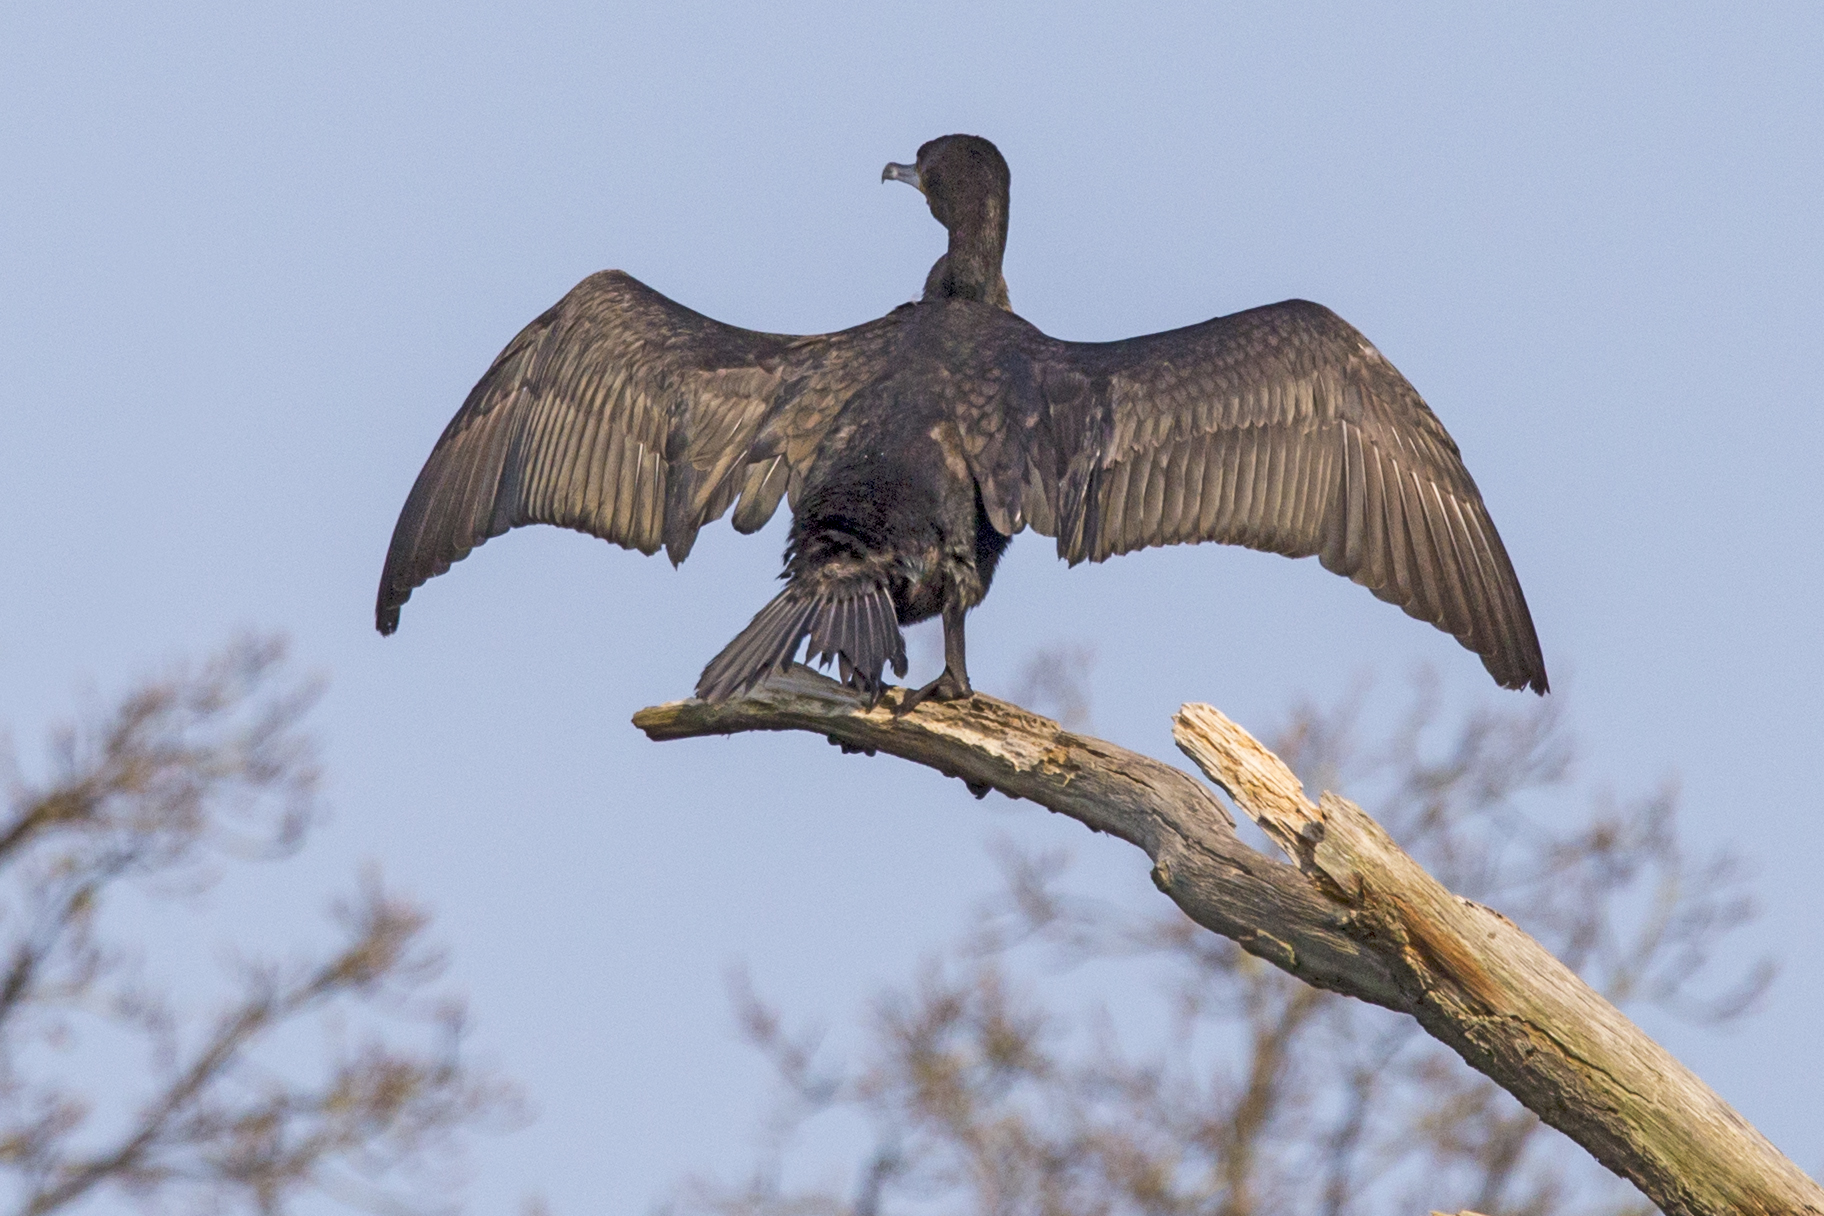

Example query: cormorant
[377,135,1548,703]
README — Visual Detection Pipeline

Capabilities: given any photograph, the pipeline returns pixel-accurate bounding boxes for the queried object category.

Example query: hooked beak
[881,161,924,193]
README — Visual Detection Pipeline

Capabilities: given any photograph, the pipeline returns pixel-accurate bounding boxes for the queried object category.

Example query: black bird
[377,135,1547,703]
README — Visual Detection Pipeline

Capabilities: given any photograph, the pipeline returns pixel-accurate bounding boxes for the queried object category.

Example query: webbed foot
[894,667,972,716]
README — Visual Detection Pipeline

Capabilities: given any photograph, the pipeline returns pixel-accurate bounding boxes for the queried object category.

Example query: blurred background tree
[678,659,1769,1216]
[3,635,1770,1215]
[0,637,514,1216]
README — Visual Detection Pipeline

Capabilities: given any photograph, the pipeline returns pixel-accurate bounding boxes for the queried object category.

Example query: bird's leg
[897,597,973,714]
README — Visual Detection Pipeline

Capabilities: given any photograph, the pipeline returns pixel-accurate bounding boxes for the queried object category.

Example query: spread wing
[376,270,900,633]
[1024,299,1547,692]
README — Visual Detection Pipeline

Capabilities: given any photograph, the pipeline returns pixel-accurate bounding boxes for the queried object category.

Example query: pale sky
[2,3,1819,1210]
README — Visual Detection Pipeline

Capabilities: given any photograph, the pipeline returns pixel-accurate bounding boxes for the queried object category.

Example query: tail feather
[695,592,815,702]
[836,598,858,664]
[696,581,907,703]
[806,588,908,698]
[868,594,898,668]
[815,597,843,667]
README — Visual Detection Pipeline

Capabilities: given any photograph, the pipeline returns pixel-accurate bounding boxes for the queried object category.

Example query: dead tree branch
[634,667,1821,1216]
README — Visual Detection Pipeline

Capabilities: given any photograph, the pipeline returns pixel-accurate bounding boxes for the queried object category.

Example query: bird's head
[883,134,1011,307]
[883,135,1010,231]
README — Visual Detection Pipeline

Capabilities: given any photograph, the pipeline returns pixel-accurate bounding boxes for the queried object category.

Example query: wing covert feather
[1032,299,1546,692]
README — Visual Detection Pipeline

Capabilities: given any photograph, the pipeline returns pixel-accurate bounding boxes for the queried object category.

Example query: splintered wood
[1172,701,1321,859]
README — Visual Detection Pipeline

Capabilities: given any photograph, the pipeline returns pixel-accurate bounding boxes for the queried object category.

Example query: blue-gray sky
[3,2,1819,1209]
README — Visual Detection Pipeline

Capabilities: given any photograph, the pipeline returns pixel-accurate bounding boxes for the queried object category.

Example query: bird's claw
[894,669,972,716]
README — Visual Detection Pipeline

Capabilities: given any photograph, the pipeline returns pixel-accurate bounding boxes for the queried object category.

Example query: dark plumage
[377,135,1548,702]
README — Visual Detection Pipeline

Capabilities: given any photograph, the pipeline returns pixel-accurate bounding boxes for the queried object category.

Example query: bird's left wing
[376,270,899,633]
[1006,299,1546,692]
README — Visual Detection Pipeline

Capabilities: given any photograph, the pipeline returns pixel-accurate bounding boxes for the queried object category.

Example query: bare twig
[0,637,513,1216]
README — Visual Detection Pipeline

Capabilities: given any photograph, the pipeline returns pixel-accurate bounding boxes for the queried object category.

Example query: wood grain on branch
[633,667,1822,1216]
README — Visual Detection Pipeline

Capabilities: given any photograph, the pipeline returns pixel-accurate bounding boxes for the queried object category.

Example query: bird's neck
[925,196,1009,308]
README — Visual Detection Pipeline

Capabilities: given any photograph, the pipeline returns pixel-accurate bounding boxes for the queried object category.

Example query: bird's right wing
[1026,299,1546,693]
[376,270,901,633]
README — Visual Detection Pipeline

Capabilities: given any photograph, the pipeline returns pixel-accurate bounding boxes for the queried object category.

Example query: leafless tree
[674,664,1768,1216]
[0,636,515,1216]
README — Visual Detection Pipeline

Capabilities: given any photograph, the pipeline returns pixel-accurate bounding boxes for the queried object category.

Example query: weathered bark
[633,667,1823,1216]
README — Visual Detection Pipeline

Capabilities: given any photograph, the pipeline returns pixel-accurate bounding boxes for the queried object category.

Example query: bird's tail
[696,581,908,703]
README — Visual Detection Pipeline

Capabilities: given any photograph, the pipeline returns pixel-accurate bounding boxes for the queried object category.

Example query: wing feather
[1358,435,1392,597]
[1259,428,1290,548]
[1283,434,1320,548]
[1138,448,1166,548]
[733,455,790,534]
[1101,462,1131,560]
[1210,431,1241,540]
[580,374,619,523]
[1398,463,1444,626]
[1380,462,1415,612]
[1419,477,1473,642]
[1234,430,1265,550]
[1167,440,1193,541]
[1023,459,1057,538]
[643,447,668,550]
[1458,504,1515,659]
[1253,430,1282,548]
